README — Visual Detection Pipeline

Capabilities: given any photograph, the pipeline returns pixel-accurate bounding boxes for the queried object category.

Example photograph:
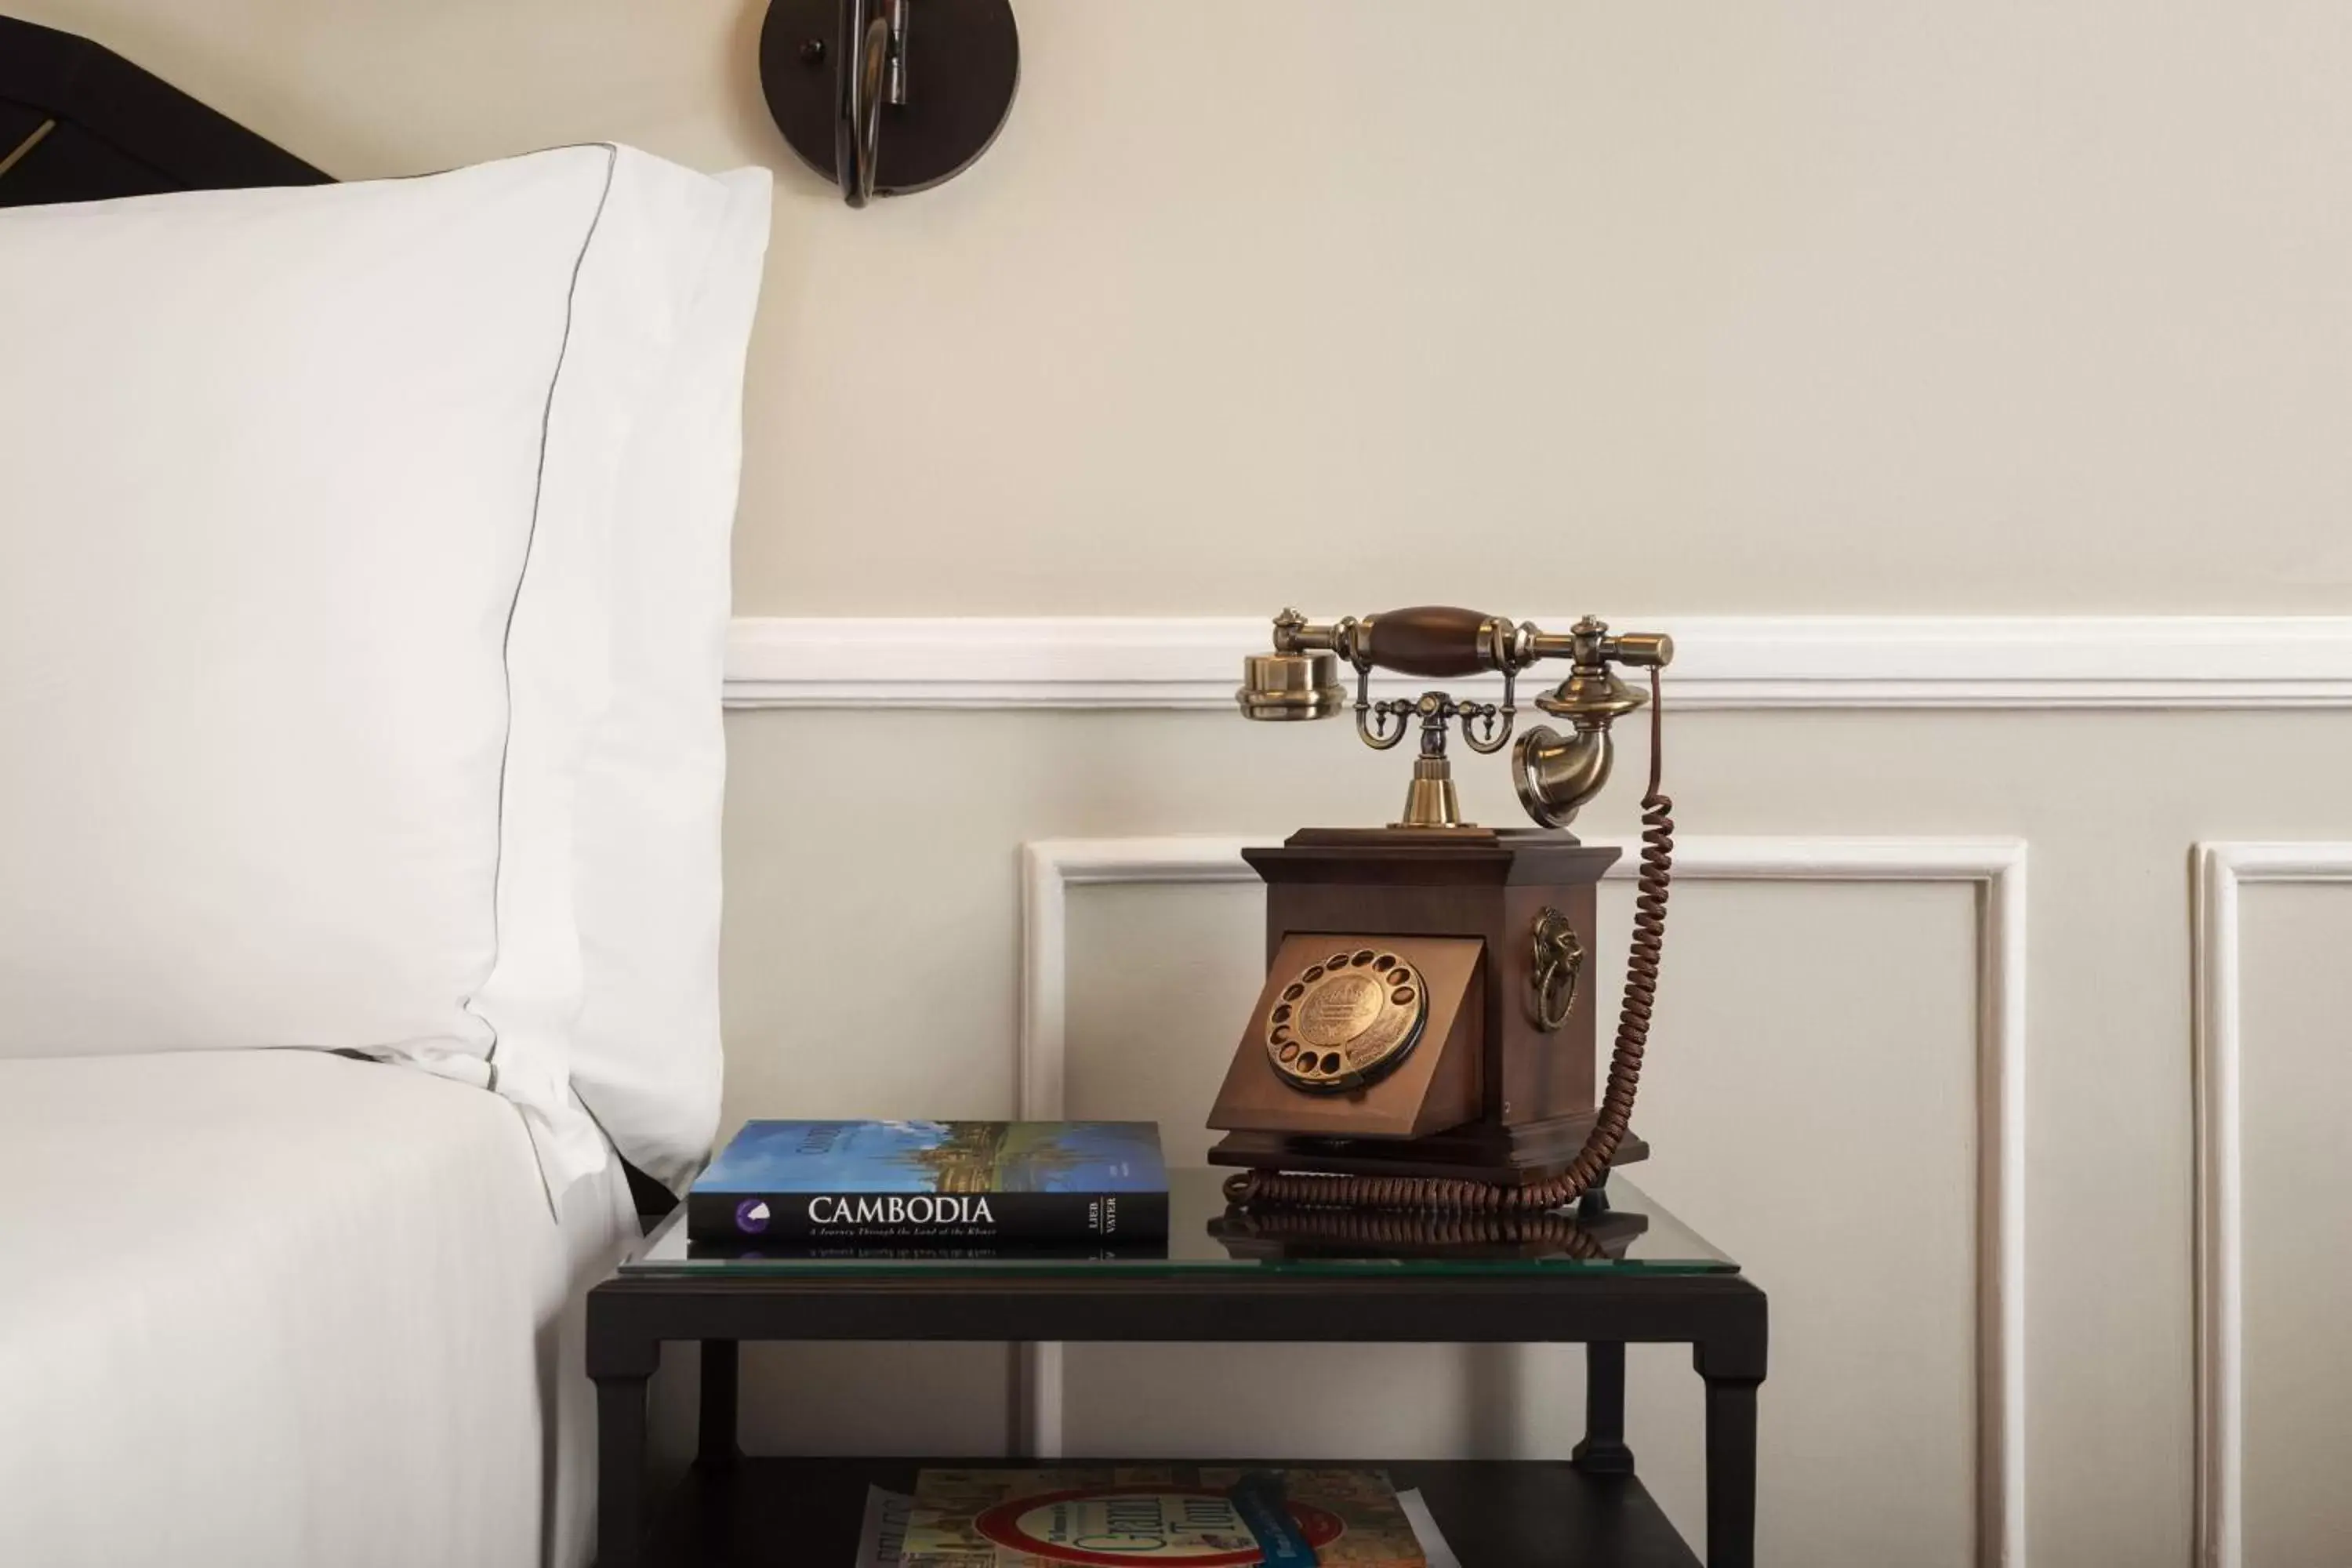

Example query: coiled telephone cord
[1224,666,1672,1214]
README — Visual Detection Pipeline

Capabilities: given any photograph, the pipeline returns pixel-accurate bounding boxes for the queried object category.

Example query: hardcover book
[687,1120,1167,1244]
[902,1466,1425,1567]
[687,1240,1166,1263]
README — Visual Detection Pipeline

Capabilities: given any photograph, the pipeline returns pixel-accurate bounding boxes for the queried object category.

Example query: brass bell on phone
[1236,649,1346,721]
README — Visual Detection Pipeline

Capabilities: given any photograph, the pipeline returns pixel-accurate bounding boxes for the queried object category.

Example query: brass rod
[0,118,57,183]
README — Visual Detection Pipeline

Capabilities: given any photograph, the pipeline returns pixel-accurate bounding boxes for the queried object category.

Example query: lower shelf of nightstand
[641,1455,1700,1567]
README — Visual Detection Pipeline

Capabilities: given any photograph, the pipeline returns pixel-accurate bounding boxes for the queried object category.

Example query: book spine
[689,1189,1170,1244]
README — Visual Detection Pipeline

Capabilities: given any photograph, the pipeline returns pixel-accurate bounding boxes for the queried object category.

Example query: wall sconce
[758,0,1018,208]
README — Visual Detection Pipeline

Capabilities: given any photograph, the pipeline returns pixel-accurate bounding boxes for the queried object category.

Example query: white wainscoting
[725,615,2352,711]
[2191,843,2352,1568]
[1017,833,2029,1568]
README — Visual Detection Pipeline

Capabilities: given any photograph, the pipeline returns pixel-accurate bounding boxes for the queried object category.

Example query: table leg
[589,1317,662,1568]
[698,1339,740,1469]
[1570,1341,1635,1475]
[1694,1339,1764,1568]
[594,1370,655,1568]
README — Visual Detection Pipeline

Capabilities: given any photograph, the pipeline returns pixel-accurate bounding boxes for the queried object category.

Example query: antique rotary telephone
[1210,606,1675,1213]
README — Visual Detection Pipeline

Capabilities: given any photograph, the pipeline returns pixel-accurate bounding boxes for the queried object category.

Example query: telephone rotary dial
[1265,947,1427,1094]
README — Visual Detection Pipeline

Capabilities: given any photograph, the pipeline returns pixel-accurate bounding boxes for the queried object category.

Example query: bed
[0,1051,637,1566]
[0,16,768,1566]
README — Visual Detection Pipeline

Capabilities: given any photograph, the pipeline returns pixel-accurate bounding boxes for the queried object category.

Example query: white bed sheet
[0,1049,637,1568]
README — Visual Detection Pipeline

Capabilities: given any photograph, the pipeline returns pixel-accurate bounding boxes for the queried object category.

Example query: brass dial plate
[1265,946,1428,1094]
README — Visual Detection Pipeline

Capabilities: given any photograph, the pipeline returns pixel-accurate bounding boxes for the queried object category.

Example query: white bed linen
[0,1050,637,1568]
[0,148,770,1203]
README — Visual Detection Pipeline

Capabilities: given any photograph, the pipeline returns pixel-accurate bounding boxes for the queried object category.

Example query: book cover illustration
[688,1120,1167,1243]
[902,1466,1425,1567]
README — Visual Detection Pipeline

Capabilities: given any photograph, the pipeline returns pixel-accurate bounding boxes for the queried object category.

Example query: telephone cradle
[1210,605,1675,1214]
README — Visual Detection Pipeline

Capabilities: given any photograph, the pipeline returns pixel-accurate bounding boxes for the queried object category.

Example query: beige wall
[25,0,2352,615]
[25,2,2352,1563]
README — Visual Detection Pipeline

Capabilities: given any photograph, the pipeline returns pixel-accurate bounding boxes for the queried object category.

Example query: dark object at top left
[0,15,328,206]
[759,0,1018,208]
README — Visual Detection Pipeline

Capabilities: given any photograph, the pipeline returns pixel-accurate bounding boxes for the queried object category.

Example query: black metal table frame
[589,1269,1767,1567]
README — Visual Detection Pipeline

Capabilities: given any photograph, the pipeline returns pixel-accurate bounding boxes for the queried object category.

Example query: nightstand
[590,1169,1766,1566]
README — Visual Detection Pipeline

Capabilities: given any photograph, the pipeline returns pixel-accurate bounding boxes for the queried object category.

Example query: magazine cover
[902,1466,1425,1568]
[687,1120,1167,1243]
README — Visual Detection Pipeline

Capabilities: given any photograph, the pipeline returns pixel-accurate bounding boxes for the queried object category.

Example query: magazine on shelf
[903,1466,1435,1567]
[851,1478,1461,1568]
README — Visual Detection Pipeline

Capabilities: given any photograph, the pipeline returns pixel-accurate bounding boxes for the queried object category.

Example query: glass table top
[622,1167,1737,1279]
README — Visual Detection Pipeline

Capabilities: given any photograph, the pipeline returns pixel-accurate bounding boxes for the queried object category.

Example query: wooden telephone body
[1210,606,1674,1194]
[1207,827,1647,1185]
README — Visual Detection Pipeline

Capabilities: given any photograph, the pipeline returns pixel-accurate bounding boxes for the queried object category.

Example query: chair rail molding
[727,615,2352,711]
[1016,833,2029,1568]
[2192,842,2352,1568]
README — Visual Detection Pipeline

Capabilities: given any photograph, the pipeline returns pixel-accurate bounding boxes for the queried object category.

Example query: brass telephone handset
[1213,605,1675,1214]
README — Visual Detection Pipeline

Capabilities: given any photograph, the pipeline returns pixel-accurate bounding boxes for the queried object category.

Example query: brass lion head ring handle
[1529,906,1584,1032]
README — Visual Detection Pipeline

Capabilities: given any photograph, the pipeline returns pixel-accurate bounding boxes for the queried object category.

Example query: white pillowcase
[0,147,769,1198]
[571,162,771,1195]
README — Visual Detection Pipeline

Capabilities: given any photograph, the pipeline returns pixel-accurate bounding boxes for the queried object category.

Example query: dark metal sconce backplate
[758,0,1018,206]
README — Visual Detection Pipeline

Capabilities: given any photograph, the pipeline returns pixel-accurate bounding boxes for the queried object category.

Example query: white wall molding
[1016,833,2029,1568]
[728,615,2352,712]
[2192,843,2352,1568]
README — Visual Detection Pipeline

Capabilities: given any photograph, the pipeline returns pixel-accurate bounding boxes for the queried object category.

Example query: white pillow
[0,147,768,1199]
[571,165,771,1195]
